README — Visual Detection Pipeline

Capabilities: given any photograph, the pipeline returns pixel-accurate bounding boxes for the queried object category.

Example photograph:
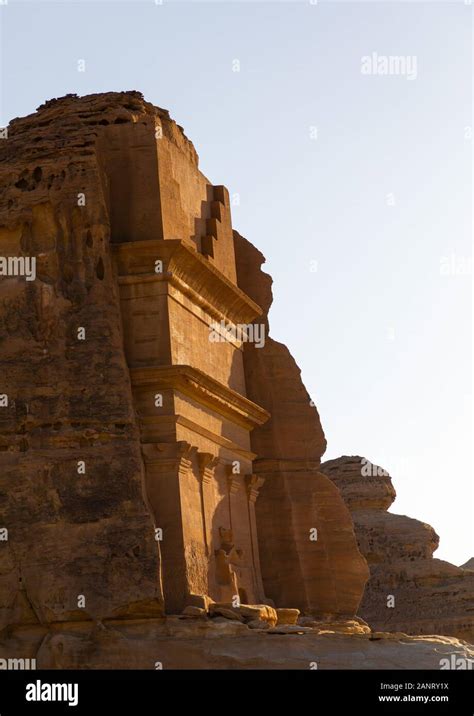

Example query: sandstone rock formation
[320,456,474,643]
[0,93,165,629]
[0,92,371,668]
[234,235,369,615]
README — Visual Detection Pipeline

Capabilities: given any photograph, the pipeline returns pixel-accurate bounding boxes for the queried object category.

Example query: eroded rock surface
[0,93,164,630]
[320,456,474,643]
[0,92,368,666]
[2,92,468,671]
[1,618,472,670]
[234,235,369,617]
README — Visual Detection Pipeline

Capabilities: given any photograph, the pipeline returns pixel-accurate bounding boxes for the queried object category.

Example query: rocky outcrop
[234,235,369,616]
[320,456,474,643]
[0,93,165,631]
[1,616,472,670]
[0,91,369,670]
[2,91,469,671]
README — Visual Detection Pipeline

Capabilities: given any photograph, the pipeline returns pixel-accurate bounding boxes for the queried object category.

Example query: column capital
[225,464,241,494]
[175,442,196,477]
[245,474,265,502]
[141,441,197,475]
[198,451,219,484]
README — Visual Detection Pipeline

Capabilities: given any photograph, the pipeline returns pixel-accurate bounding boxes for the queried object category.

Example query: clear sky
[0,0,472,565]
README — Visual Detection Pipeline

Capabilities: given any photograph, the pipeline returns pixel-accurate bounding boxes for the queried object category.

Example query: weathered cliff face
[0,92,165,630]
[4,91,469,671]
[320,456,474,643]
[0,91,369,646]
[234,235,369,616]
[0,90,371,646]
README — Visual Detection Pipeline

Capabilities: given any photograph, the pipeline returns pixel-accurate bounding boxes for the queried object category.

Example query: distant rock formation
[320,456,474,643]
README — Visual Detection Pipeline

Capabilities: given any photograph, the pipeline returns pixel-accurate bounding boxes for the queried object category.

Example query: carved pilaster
[245,473,266,601]
[139,441,198,614]
[224,464,241,532]
[197,452,219,555]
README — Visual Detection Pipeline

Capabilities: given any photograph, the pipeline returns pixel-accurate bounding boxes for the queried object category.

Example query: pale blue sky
[1,1,472,565]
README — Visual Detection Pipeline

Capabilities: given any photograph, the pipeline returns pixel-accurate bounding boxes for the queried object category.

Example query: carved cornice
[131,364,269,431]
[137,414,258,460]
[113,239,262,325]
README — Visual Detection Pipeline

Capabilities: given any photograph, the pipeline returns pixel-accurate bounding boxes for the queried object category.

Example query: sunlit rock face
[321,456,474,643]
[0,92,370,668]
